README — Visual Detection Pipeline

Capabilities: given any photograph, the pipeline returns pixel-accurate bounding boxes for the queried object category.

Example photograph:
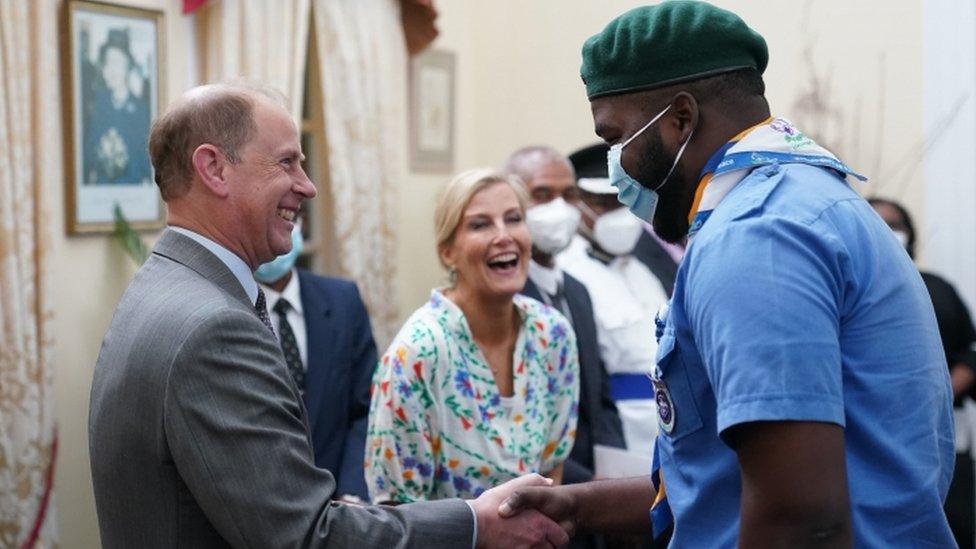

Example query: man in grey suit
[89,83,567,548]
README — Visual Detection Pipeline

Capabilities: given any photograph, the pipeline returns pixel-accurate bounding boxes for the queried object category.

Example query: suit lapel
[521,278,544,302]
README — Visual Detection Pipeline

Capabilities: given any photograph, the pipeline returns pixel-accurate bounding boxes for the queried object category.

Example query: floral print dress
[365,289,579,502]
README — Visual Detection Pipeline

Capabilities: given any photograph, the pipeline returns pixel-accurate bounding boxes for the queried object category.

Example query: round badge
[652,378,675,435]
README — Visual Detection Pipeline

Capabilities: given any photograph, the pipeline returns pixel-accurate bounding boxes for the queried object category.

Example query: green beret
[581,1,768,99]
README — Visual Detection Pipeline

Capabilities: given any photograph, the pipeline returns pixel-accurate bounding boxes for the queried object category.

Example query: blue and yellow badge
[653,377,675,434]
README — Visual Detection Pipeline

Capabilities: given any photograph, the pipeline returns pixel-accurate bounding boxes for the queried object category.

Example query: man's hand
[499,477,654,538]
[498,482,579,536]
[468,474,569,549]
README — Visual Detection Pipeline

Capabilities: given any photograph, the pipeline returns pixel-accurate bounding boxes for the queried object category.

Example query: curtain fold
[199,0,311,122]
[0,0,58,546]
[311,0,406,348]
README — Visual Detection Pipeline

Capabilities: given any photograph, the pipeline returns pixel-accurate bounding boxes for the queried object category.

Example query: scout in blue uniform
[498,2,955,547]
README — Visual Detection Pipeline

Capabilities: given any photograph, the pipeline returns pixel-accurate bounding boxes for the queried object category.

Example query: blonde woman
[366,169,579,502]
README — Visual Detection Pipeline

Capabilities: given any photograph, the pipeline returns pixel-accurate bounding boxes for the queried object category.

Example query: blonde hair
[434,168,529,268]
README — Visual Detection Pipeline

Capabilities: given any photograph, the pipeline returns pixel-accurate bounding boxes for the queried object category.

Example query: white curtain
[0,0,58,546]
[312,0,406,347]
[199,0,311,122]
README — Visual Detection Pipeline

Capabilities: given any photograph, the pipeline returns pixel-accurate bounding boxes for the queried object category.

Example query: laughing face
[441,181,531,301]
[224,97,316,268]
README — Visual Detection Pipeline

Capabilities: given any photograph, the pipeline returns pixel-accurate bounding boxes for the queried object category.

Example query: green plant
[113,203,150,265]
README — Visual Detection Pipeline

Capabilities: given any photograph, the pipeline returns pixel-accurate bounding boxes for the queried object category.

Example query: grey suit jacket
[90,229,473,548]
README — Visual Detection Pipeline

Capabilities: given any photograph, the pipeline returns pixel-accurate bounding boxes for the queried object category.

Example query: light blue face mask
[608,104,694,223]
[254,222,304,284]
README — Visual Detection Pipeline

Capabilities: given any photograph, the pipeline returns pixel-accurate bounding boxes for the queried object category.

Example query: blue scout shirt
[656,162,955,547]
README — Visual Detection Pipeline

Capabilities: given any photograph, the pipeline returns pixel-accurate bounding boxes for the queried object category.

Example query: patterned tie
[273,297,305,391]
[254,288,276,335]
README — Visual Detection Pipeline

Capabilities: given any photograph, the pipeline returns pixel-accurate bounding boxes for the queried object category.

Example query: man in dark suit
[255,222,376,501]
[89,82,567,548]
[505,147,626,546]
[505,145,625,485]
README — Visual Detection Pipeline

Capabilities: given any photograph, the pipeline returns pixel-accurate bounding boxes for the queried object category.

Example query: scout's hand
[498,482,579,538]
[469,473,568,549]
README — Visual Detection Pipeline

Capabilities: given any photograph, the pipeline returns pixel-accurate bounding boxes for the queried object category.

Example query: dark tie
[547,285,574,327]
[273,297,305,391]
[254,289,276,335]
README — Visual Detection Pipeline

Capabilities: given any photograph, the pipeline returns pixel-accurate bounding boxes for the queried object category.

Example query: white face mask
[893,230,910,250]
[526,197,582,255]
[593,206,644,256]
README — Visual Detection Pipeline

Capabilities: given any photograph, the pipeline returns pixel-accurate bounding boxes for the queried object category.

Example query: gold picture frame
[409,49,456,173]
[62,0,165,234]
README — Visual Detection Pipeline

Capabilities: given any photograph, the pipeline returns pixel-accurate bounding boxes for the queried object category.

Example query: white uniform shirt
[558,235,668,457]
[258,269,308,369]
[558,235,667,376]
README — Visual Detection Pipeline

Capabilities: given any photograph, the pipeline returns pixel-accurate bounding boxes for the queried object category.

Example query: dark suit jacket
[298,270,376,499]
[89,229,473,548]
[632,230,678,297]
[522,273,625,484]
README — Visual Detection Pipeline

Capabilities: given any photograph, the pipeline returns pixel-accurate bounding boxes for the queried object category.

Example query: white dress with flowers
[365,289,579,502]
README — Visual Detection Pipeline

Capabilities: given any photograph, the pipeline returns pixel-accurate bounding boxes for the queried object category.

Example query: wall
[923,0,976,313]
[50,1,200,546]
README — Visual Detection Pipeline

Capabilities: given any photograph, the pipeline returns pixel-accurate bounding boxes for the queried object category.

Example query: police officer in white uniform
[558,164,668,459]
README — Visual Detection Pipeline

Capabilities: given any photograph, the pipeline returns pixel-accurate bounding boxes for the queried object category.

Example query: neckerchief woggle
[648,117,866,540]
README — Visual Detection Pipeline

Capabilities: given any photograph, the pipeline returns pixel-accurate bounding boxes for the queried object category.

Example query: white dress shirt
[258,268,308,369]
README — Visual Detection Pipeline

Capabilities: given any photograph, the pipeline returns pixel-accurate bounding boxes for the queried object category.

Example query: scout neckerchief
[648,118,865,540]
[687,117,866,240]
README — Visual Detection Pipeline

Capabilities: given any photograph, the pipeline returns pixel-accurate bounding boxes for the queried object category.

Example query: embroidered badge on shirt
[653,377,675,434]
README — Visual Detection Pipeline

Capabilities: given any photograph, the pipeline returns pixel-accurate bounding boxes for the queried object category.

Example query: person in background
[870,196,976,547]
[83,27,152,185]
[254,216,376,502]
[366,168,580,503]
[569,143,680,296]
[498,3,953,547]
[557,157,668,460]
[504,146,625,549]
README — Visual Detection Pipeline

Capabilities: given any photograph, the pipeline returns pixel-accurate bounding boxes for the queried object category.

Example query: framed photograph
[409,49,455,173]
[63,1,165,234]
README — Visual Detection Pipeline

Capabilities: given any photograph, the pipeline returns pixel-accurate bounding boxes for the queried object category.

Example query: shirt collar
[528,259,563,296]
[169,226,259,305]
[258,269,303,314]
[688,117,774,224]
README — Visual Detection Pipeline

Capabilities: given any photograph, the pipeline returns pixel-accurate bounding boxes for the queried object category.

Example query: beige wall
[52,0,925,546]
[50,1,199,546]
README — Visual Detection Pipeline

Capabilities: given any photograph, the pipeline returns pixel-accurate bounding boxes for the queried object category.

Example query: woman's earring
[447,266,458,285]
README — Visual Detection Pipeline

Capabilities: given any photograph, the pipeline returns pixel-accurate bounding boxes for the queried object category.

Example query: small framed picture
[63,1,165,234]
[409,49,456,173]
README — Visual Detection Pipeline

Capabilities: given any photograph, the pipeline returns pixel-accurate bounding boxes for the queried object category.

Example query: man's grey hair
[148,81,289,201]
[503,145,574,186]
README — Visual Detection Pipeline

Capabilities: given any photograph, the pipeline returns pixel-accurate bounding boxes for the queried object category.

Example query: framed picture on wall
[409,49,455,173]
[63,1,165,234]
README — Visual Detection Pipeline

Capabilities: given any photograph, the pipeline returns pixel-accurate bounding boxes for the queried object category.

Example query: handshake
[467,474,653,549]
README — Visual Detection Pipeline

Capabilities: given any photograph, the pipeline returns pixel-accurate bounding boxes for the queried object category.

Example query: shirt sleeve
[686,215,847,439]
[365,330,437,503]
[539,312,580,473]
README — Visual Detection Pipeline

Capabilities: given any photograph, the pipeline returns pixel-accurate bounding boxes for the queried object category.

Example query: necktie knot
[273,297,291,316]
